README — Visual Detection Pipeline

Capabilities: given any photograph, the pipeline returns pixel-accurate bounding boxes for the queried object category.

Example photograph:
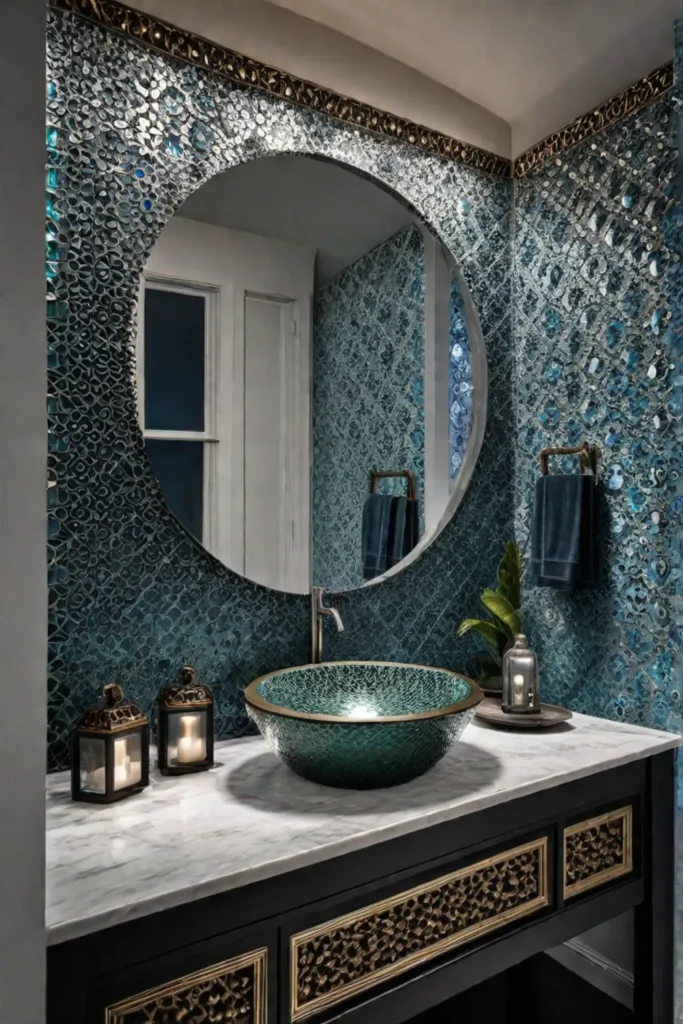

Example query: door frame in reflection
[138,216,314,593]
[137,277,221,552]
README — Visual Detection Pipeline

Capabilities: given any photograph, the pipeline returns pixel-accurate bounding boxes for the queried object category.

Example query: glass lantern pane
[167,711,207,766]
[113,731,143,791]
[79,736,106,794]
[144,287,206,431]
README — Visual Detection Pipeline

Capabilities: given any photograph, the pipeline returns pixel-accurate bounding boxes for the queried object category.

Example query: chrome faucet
[311,587,344,663]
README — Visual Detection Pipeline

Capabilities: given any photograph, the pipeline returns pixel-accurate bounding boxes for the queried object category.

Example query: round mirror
[138,155,486,594]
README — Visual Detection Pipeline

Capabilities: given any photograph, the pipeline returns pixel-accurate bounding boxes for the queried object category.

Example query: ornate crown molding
[514,61,674,178]
[48,0,512,179]
[47,0,675,180]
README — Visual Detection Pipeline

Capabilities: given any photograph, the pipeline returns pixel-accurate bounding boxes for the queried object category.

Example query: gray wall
[0,1,47,1020]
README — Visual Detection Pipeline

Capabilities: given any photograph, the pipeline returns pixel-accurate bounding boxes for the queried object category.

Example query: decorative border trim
[514,62,674,178]
[105,947,267,1022]
[290,836,548,1020]
[48,0,675,180]
[48,0,512,179]
[563,805,634,900]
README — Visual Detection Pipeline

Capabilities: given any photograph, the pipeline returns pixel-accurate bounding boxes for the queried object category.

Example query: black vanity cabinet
[47,751,674,1024]
[49,921,277,1023]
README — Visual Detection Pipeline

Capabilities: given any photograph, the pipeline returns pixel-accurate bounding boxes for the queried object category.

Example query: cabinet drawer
[80,923,276,1024]
[105,946,267,1023]
[563,804,634,899]
[289,835,550,1021]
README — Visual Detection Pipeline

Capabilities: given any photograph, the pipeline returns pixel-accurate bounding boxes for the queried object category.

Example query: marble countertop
[46,713,680,945]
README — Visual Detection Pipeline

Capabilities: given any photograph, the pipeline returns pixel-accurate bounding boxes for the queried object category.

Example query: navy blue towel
[362,494,395,579]
[530,474,596,590]
[386,497,420,569]
[362,494,420,579]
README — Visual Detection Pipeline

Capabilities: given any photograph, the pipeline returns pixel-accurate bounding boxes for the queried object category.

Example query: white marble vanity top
[46,714,679,945]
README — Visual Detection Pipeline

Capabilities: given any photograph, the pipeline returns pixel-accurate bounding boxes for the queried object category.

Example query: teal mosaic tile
[245,662,479,788]
[669,22,683,1019]
[312,226,426,591]
[512,95,679,734]
[46,7,513,769]
[449,276,473,480]
[253,661,473,716]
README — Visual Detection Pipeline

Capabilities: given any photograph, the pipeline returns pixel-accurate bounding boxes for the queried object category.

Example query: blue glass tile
[311,226,426,591]
[448,275,473,480]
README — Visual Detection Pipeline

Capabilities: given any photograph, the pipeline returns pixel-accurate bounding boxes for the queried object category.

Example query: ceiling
[269,0,676,131]
[179,155,418,285]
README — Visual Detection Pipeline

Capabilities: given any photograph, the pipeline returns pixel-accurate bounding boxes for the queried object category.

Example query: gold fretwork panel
[564,805,634,900]
[105,947,267,1024]
[290,837,548,1021]
[514,62,673,177]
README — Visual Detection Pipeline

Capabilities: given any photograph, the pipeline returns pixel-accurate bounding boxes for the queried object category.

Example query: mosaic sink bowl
[244,661,483,789]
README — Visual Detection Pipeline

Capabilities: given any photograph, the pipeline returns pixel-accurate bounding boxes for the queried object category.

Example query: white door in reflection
[138,216,314,593]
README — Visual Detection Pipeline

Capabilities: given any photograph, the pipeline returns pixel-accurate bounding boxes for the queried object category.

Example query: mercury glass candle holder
[501,634,540,714]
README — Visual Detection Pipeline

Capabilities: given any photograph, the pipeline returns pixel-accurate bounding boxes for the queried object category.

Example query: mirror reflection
[138,155,481,594]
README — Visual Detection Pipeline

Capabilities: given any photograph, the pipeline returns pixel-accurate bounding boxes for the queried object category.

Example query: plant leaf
[457,618,502,654]
[475,652,502,682]
[497,541,523,612]
[480,589,522,639]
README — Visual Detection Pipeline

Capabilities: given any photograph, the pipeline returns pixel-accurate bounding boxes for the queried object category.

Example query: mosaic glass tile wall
[46,8,513,769]
[512,94,679,732]
[670,23,683,1019]
[312,226,426,591]
[449,277,473,481]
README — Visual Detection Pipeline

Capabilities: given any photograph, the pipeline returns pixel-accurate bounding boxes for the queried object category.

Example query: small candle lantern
[501,634,540,715]
[72,683,150,803]
[157,666,214,775]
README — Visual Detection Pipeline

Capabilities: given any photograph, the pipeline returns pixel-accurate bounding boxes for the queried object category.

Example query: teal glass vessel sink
[244,661,483,789]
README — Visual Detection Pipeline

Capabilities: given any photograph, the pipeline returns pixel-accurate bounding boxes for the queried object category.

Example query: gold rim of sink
[244,661,484,724]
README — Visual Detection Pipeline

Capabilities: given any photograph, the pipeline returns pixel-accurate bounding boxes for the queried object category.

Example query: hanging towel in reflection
[386,496,420,569]
[362,493,394,579]
[530,473,596,590]
[362,494,421,579]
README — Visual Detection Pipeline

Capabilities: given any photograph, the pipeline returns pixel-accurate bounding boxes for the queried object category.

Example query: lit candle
[176,714,206,764]
[513,673,525,707]
[126,755,142,786]
[114,736,129,788]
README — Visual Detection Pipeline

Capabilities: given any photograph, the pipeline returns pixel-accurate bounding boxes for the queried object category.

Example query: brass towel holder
[369,469,416,501]
[539,442,600,477]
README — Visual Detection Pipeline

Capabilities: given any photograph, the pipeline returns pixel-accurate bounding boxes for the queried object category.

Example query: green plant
[457,541,523,682]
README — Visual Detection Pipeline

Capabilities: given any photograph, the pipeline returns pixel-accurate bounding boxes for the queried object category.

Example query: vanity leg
[633,749,675,1023]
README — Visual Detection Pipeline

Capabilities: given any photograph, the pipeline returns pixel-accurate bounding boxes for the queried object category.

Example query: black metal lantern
[157,666,214,775]
[71,683,150,803]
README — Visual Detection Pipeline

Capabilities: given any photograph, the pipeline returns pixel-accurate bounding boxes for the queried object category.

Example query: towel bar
[369,469,416,501]
[539,442,599,477]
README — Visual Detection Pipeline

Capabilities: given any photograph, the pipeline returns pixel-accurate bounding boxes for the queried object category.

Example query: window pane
[145,439,204,541]
[144,288,206,431]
